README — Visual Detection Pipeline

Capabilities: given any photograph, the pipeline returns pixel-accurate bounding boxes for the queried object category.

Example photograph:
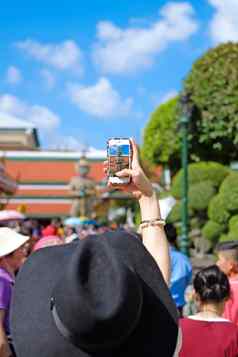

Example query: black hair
[216,241,238,263]
[194,265,230,303]
[19,226,32,237]
[70,227,77,234]
[164,223,177,244]
[216,240,238,252]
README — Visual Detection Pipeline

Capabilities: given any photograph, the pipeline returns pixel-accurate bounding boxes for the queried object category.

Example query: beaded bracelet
[140,218,166,230]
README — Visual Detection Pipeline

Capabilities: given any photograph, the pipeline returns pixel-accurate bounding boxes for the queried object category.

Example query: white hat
[0,227,30,258]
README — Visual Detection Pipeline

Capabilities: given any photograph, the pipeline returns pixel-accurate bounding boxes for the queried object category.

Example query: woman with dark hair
[179,265,238,356]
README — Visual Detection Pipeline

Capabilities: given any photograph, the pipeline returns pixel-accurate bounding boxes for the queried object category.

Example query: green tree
[142,43,238,169]
[168,162,229,249]
[171,162,229,199]
[202,221,224,244]
[141,97,180,169]
[184,42,238,163]
[219,173,238,212]
[198,172,238,246]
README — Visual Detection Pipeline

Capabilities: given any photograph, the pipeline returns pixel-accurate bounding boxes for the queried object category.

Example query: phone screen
[108,140,130,178]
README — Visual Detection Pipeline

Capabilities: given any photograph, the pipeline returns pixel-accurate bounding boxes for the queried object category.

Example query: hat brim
[11,231,178,357]
[0,232,30,258]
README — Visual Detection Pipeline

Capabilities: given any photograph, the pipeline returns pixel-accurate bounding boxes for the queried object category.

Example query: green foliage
[219,173,238,212]
[142,43,238,170]
[208,174,238,245]
[228,231,238,241]
[141,97,180,167]
[202,221,224,243]
[167,201,193,223]
[184,42,238,163]
[134,208,141,227]
[219,234,230,243]
[229,215,238,232]
[219,232,238,242]
[208,194,231,225]
[189,181,216,211]
[169,162,229,245]
[167,202,181,223]
[171,162,229,199]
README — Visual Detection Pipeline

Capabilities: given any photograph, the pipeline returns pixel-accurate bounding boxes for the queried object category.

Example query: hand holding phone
[107,138,132,185]
[106,138,153,198]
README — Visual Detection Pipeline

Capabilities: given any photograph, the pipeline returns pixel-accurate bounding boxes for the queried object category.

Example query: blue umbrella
[81,219,98,226]
[64,217,82,226]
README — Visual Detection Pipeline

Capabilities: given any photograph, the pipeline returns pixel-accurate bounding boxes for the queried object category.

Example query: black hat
[11,230,178,357]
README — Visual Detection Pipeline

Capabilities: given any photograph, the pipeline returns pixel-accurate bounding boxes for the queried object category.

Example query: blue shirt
[169,247,192,308]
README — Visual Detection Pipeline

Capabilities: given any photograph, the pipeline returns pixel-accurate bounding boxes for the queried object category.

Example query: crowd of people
[1,139,238,356]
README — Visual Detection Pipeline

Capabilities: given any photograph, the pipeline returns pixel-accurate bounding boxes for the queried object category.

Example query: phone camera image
[108,144,130,176]
[107,138,131,184]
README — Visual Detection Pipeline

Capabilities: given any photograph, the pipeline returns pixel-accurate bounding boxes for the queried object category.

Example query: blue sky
[0,0,237,150]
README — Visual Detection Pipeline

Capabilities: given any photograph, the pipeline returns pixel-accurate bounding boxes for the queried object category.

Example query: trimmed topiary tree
[188,181,215,211]
[168,162,228,233]
[206,173,238,244]
[208,194,231,225]
[202,220,224,244]
[171,162,229,199]
[219,173,238,212]
[219,234,231,242]
[219,232,238,242]
[218,215,238,243]
[184,42,238,164]
[229,215,238,232]
[167,201,194,224]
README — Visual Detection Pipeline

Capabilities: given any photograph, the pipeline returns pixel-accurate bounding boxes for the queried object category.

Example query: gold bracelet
[140,219,166,230]
[141,218,163,224]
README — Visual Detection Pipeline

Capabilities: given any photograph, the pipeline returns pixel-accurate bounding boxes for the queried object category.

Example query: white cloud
[40,69,56,89]
[0,94,60,131]
[93,2,198,74]
[16,39,83,72]
[209,0,238,43]
[6,66,22,85]
[67,77,133,118]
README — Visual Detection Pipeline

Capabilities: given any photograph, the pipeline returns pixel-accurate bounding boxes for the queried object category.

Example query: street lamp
[179,92,193,256]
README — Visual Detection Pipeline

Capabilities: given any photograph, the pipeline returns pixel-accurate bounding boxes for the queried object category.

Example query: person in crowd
[0,228,29,357]
[179,265,238,356]
[216,241,238,325]
[165,223,192,316]
[11,139,181,357]
[64,226,77,243]
[42,218,62,237]
[32,235,63,252]
[18,226,33,257]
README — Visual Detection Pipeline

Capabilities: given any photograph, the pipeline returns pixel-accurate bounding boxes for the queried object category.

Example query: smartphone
[107,138,132,185]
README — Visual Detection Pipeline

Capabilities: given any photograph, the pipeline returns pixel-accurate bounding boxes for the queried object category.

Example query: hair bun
[194,265,230,303]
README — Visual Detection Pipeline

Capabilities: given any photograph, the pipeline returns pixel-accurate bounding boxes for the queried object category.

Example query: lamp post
[179,93,193,256]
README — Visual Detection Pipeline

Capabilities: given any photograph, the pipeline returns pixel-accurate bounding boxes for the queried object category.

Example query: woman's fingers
[103,160,109,174]
[132,191,142,199]
[130,138,140,167]
[115,168,133,177]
